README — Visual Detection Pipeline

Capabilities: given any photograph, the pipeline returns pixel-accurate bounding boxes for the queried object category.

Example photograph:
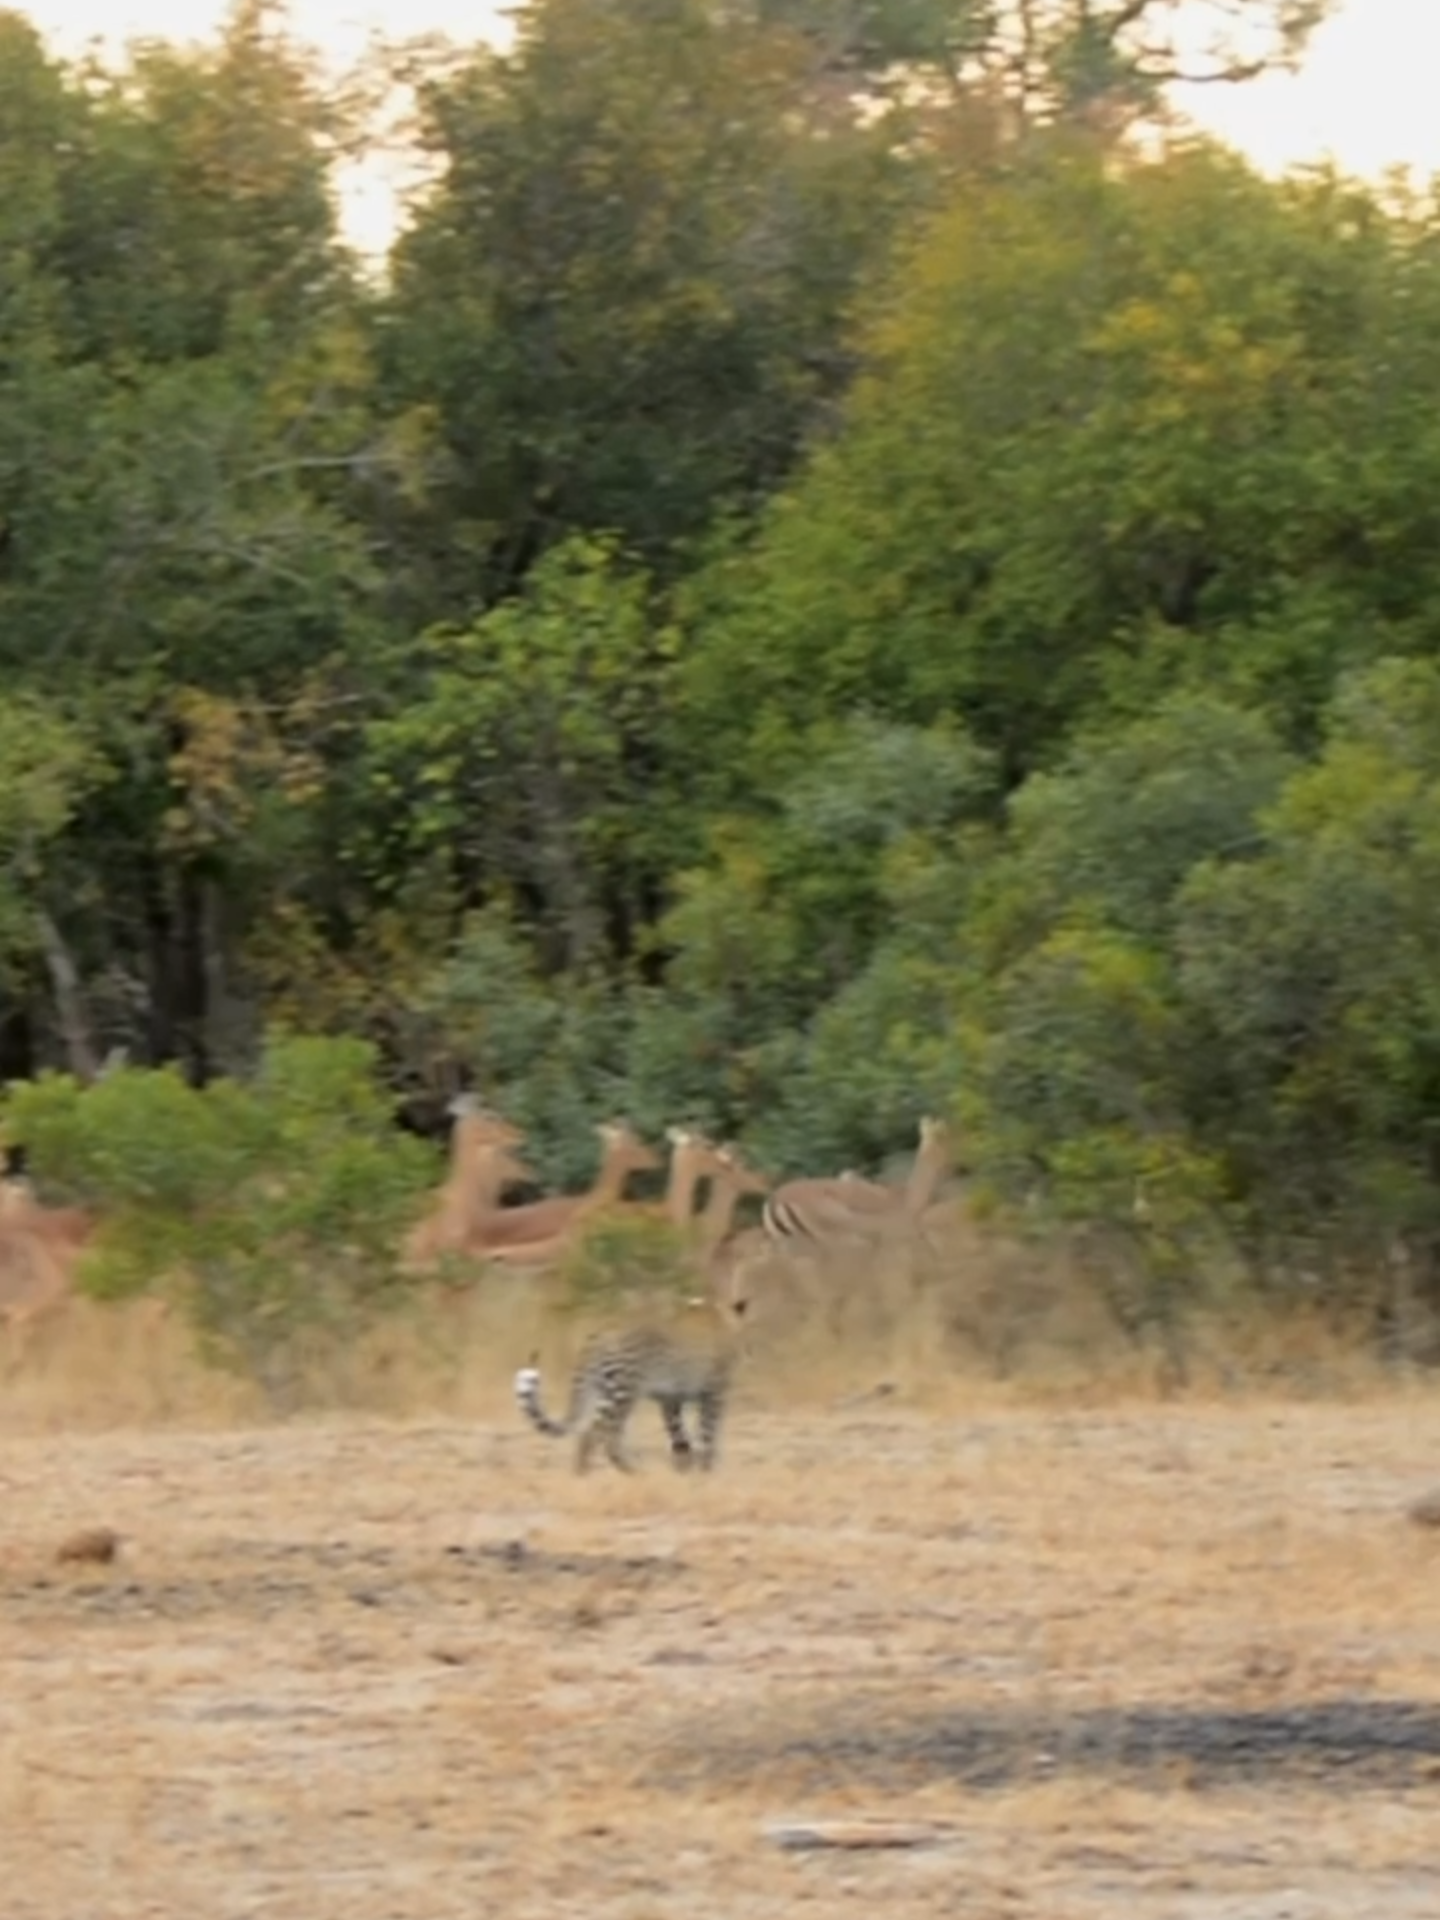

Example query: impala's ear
[446,1092,479,1119]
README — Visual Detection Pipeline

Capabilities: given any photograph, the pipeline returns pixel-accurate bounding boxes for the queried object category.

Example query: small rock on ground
[56,1526,122,1566]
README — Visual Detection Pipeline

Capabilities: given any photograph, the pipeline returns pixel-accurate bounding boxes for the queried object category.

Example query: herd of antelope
[400,1095,958,1317]
[0,1096,958,1371]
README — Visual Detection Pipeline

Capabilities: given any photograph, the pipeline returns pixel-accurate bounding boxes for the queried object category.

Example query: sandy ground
[3,1306,1440,1918]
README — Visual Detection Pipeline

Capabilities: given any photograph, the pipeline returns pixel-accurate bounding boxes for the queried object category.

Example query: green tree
[942,664,1440,1325]
[382,0,904,608]
[949,697,1285,1213]
[686,143,1439,787]
[995,693,1293,945]
[0,5,397,1080]
[48,0,344,365]
[1175,658,1440,1281]
[622,716,993,1165]
[362,537,688,974]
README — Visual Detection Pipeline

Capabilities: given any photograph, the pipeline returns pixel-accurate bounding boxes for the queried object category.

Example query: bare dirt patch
[3,1335,1440,1918]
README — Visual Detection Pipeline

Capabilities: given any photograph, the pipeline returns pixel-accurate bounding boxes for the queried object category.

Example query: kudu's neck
[696,1174,752,1262]
[903,1134,952,1215]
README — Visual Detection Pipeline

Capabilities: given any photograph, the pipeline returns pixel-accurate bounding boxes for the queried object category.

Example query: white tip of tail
[514,1365,541,1405]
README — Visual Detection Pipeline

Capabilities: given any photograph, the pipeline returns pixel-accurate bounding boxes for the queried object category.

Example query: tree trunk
[34,905,99,1082]
[142,858,212,1085]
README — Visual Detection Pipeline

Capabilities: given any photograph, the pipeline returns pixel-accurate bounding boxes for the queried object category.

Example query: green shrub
[3,1032,434,1407]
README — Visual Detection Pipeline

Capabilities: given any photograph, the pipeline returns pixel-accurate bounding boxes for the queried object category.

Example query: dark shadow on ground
[664,1697,1440,1793]
[0,1536,685,1624]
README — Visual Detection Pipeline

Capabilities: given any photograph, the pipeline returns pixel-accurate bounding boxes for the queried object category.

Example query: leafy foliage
[363,537,688,972]
[10,0,1440,1360]
[3,1035,433,1403]
[383,0,906,601]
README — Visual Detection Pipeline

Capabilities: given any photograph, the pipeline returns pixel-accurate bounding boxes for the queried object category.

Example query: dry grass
[2,1264,1440,1918]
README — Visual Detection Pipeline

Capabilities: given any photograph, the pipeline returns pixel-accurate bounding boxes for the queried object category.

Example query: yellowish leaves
[161,686,323,853]
[1086,271,1299,432]
[377,405,444,510]
[262,316,372,433]
[1032,922,1174,1037]
[1095,296,1168,348]
[0,697,105,867]
[242,901,440,1047]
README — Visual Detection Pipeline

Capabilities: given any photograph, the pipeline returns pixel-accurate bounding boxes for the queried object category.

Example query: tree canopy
[20,0,1440,1337]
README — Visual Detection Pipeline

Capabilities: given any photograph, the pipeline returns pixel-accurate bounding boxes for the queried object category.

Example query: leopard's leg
[598,1382,639,1473]
[570,1373,604,1473]
[657,1395,694,1470]
[695,1384,726,1471]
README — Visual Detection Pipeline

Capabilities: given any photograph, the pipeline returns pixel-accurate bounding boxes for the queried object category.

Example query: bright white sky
[19,0,1440,257]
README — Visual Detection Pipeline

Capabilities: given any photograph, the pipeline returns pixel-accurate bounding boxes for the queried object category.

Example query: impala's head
[918,1115,953,1159]
[597,1120,662,1175]
[713,1141,770,1199]
[665,1124,708,1179]
[448,1093,527,1153]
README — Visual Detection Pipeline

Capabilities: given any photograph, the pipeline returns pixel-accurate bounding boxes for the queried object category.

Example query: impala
[0,1167,118,1370]
[401,1116,534,1276]
[466,1120,661,1267]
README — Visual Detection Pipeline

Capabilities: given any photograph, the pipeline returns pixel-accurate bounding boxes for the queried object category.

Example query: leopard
[514,1294,748,1474]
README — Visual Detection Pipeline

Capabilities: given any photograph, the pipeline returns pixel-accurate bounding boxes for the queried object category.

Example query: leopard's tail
[514,1353,579,1437]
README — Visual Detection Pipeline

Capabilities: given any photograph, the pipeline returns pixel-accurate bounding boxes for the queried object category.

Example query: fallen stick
[763,1818,955,1852]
